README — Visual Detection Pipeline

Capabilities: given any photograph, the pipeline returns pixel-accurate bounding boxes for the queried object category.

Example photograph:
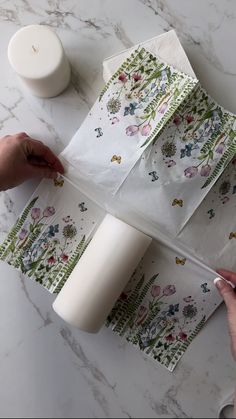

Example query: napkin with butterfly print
[1,36,235,371]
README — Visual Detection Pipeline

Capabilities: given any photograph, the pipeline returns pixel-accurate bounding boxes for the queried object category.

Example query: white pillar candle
[8,25,71,98]
[53,214,152,333]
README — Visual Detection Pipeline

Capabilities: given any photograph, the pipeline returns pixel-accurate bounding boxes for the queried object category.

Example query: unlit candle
[8,24,71,98]
[53,214,152,333]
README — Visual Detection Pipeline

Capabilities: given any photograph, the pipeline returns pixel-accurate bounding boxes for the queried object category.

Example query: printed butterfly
[175,257,186,265]
[78,202,87,212]
[207,209,215,219]
[111,155,122,164]
[201,283,210,293]
[54,177,64,187]
[149,171,159,182]
[172,198,183,207]
[95,127,103,138]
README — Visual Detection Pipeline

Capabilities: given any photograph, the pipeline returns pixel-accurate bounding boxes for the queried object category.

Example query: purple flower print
[158,102,168,114]
[111,117,119,124]
[166,159,176,168]
[163,285,176,296]
[151,285,161,298]
[126,125,139,136]
[43,206,55,217]
[63,216,71,223]
[216,142,225,154]
[184,166,198,178]
[132,73,142,82]
[183,296,194,303]
[31,208,41,220]
[19,228,28,240]
[222,196,230,204]
[118,72,127,83]
[200,164,211,177]
[140,124,151,136]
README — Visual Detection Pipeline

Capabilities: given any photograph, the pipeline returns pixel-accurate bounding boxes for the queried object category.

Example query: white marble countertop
[0,1,236,417]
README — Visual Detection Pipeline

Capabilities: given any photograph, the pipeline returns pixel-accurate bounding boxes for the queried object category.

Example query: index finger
[216,269,236,285]
[25,139,64,174]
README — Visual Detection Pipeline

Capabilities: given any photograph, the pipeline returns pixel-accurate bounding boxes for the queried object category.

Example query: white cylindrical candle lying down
[8,25,71,98]
[53,214,152,333]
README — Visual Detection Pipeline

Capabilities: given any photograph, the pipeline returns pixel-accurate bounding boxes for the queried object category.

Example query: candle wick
[32,45,38,53]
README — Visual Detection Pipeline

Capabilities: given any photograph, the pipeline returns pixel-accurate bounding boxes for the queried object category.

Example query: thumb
[214,277,236,313]
[27,163,57,180]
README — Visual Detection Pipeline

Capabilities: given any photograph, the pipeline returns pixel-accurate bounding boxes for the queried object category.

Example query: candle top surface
[8,25,64,79]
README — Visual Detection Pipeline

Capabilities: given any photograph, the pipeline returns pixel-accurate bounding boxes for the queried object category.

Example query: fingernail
[214,277,224,289]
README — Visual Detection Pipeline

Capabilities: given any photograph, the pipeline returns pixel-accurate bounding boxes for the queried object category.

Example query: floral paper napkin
[1,46,234,371]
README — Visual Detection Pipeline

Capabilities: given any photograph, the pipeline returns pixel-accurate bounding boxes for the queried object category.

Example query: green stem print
[0,194,89,293]
[102,47,197,149]
[156,84,236,189]
[108,267,207,371]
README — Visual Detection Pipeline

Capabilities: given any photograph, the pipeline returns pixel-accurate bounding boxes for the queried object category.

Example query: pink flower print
[132,73,142,82]
[163,285,176,296]
[63,216,71,223]
[166,159,176,168]
[111,117,119,124]
[137,305,148,325]
[173,115,181,125]
[158,102,168,114]
[60,254,69,263]
[140,124,151,136]
[43,206,55,217]
[138,305,148,317]
[165,334,175,342]
[118,72,127,83]
[216,142,225,154]
[183,296,194,303]
[222,196,230,204]
[31,207,41,220]
[200,164,211,177]
[19,228,28,240]
[186,114,194,124]
[151,285,161,298]
[126,125,139,136]
[184,166,198,178]
[48,256,56,265]
[179,332,188,341]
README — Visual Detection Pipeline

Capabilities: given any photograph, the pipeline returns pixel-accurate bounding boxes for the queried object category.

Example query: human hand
[0,133,64,191]
[214,269,236,360]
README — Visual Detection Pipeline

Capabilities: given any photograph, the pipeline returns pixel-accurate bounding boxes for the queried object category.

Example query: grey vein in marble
[20,273,53,328]
[112,23,133,49]
[0,89,23,130]
[60,327,116,391]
